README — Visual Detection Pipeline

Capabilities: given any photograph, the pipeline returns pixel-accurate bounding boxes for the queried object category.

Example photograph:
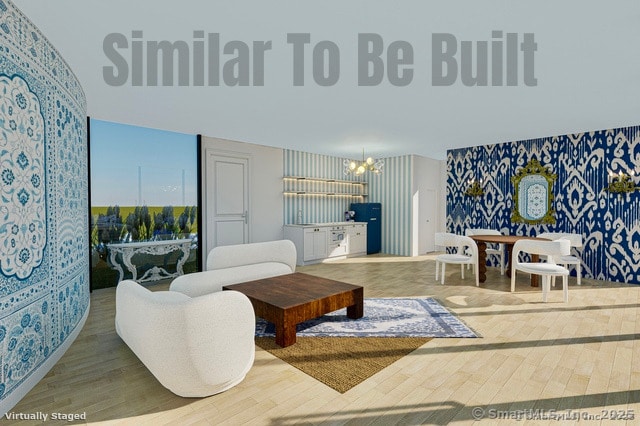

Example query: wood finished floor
[11,254,640,425]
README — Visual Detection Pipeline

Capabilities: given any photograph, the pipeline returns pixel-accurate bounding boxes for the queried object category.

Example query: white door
[419,189,438,253]
[206,152,249,255]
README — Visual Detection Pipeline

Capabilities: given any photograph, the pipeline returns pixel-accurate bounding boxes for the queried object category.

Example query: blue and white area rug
[255,297,479,338]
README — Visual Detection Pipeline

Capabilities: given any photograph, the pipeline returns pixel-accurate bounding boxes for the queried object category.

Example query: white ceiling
[12,0,640,160]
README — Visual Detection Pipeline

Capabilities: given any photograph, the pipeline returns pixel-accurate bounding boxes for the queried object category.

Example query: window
[89,119,198,289]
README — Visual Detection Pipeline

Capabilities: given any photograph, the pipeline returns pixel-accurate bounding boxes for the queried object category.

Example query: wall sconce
[465,178,484,197]
[605,170,639,196]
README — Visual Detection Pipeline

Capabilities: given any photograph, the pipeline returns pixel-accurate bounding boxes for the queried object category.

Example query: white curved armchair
[537,232,583,286]
[115,280,256,397]
[465,228,505,275]
[511,239,571,302]
[435,233,479,287]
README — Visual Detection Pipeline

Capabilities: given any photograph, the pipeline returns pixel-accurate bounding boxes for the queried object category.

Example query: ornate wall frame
[511,158,557,224]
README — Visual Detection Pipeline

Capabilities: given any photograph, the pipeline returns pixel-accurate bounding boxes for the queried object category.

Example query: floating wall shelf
[283,176,367,197]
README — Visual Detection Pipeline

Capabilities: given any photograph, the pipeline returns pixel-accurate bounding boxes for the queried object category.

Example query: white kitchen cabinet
[346,223,367,255]
[284,223,367,266]
[303,227,328,261]
[285,225,329,265]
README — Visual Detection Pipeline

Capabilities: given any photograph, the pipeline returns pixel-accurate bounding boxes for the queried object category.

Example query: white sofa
[169,239,296,297]
[115,279,255,397]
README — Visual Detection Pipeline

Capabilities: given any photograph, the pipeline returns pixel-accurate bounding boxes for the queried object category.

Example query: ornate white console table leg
[107,239,193,283]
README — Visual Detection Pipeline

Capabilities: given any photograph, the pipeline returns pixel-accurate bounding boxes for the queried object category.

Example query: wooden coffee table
[222,272,363,347]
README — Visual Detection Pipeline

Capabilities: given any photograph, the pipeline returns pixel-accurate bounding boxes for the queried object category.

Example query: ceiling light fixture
[343,149,384,176]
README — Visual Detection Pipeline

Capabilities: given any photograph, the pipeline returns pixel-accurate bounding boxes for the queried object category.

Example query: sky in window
[90,119,197,207]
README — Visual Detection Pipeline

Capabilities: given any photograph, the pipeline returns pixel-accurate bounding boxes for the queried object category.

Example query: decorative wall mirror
[511,158,557,224]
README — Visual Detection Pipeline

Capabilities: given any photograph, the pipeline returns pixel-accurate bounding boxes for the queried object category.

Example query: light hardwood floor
[10,254,640,425]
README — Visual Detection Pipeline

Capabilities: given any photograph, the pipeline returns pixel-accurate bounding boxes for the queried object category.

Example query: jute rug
[255,336,431,393]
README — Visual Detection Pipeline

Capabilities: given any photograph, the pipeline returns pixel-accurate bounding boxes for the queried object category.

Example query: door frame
[420,188,437,254]
[202,148,252,266]
[412,188,438,256]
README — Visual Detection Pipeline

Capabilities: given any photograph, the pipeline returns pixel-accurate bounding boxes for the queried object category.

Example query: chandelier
[343,149,384,176]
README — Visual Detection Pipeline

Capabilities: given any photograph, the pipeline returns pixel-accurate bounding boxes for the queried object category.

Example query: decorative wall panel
[0,0,89,411]
[447,127,640,284]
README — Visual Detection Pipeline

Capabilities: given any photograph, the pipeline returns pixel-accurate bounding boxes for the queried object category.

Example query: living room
[3,0,640,424]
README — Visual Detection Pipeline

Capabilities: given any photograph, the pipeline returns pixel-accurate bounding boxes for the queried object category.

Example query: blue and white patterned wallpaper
[0,0,89,411]
[283,150,413,256]
[447,126,640,284]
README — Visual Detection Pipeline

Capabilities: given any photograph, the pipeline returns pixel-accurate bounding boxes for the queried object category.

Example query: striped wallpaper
[283,150,414,256]
[368,155,413,256]
[283,150,366,225]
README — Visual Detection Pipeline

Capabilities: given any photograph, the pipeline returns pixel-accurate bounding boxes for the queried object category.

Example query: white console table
[107,239,192,283]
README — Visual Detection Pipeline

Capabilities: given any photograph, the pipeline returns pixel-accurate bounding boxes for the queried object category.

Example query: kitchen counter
[284,222,368,265]
[285,222,367,227]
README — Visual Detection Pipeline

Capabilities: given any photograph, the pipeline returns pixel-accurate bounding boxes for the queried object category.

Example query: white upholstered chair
[511,239,571,302]
[435,233,479,287]
[115,280,256,397]
[537,232,583,286]
[465,228,505,275]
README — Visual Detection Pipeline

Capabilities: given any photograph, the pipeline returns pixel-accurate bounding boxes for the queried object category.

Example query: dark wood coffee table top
[223,272,363,347]
[222,272,362,309]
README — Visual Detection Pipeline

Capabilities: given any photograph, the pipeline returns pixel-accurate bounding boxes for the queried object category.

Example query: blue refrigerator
[350,202,381,254]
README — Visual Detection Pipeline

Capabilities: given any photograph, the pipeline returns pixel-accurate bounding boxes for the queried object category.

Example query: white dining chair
[465,228,505,275]
[435,233,479,287]
[511,239,571,302]
[537,232,583,286]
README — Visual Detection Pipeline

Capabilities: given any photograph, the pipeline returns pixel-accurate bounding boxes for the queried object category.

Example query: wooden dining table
[469,235,547,287]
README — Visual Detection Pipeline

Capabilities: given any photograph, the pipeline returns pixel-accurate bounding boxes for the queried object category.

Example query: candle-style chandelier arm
[605,170,640,195]
[464,178,484,197]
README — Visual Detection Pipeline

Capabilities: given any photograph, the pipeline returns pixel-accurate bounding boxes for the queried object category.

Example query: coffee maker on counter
[344,210,356,221]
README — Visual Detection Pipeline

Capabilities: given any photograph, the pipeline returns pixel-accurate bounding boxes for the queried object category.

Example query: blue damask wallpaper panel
[0,0,88,411]
[447,126,640,284]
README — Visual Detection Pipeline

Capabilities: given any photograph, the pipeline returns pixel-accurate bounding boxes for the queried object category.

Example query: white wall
[411,155,447,255]
[200,136,284,259]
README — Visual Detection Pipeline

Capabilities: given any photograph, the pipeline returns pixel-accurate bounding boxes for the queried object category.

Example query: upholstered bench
[169,239,296,297]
